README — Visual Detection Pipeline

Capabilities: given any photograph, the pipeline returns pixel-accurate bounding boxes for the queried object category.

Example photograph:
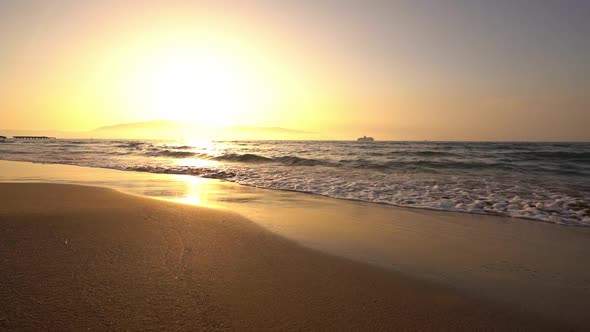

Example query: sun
[126,45,265,127]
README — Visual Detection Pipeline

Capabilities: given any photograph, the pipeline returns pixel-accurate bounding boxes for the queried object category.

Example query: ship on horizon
[357,135,374,142]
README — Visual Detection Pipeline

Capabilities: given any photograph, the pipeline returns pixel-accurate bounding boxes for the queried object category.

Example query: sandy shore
[4,160,589,328]
[0,183,566,330]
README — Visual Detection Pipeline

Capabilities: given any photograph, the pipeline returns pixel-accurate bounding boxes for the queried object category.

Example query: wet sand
[0,183,566,330]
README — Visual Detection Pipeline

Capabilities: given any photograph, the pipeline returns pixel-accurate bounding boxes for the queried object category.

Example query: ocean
[0,139,588,226]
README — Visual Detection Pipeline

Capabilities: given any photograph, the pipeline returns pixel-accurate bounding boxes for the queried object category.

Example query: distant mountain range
[94,120,187,132]
[93,121,311,139]
[2,121,313,140]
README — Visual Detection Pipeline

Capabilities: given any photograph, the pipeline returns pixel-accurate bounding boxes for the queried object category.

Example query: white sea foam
[0,139,588,226]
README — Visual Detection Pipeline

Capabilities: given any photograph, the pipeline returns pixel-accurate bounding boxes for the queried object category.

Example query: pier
[13,136,56,140]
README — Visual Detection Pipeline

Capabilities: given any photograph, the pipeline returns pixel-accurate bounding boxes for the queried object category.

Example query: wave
[356,151,459,157]
[213,153,273,163]
[145,150,196,158]
[131,146,590,175]
[1,139,588,226]
[122,165,236,179]
[213,153,331,166]
[338,159,517,172]
[137,148,331,167]
[0,150,29,154]
[503,151,590,161]
[408,150,460,157]
[273,156,330,166]
[115,142,147,149]
[50,140,95,145]
[158,144,195,150]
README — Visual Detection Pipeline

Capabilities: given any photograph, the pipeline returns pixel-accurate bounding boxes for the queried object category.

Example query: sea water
[0,139,588,226]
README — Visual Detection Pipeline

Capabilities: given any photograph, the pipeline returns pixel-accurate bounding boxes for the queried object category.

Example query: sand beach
[2,1,588,330]
[0,182,573,330]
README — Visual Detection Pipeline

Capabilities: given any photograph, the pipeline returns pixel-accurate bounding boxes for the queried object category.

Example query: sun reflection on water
[173,175,217,208]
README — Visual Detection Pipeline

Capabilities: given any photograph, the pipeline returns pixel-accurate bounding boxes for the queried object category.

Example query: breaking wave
[0,139,588,226]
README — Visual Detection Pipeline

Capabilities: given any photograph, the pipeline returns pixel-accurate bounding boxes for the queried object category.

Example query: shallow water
[1,139,588,225]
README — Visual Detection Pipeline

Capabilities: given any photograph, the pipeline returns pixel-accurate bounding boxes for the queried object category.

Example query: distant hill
[0,129,83,139]
[94,120,189,132]
[2,121,314,140]
[92,120,313,140]
[91,120,194,139]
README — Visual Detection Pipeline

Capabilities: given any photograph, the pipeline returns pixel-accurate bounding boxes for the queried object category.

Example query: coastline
[1,160,590,329]
[0,183,565,330]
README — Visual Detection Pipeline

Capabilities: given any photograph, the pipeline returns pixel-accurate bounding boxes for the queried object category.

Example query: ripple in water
[0,139,588,226]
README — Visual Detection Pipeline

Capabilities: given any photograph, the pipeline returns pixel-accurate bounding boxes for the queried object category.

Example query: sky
[0,0,588,141]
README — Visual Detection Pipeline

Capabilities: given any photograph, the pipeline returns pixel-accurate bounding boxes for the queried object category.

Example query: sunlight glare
[127,44,268,127]
[174,175,213,207]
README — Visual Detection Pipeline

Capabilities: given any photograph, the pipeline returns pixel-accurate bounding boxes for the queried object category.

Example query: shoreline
[1,160,590,329]
[0,183,567,330]
[0,154,586,227]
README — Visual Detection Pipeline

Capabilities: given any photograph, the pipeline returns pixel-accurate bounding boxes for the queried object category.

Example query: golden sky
[1,0,588,141]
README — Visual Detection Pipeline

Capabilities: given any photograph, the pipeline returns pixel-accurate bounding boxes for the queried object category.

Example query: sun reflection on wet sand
[173,175,215,207]
[0,159,222,209]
